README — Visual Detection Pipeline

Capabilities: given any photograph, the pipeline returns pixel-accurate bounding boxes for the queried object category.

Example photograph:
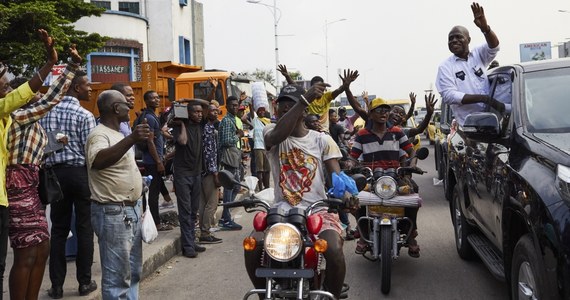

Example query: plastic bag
[141,210,158,243]
[141,192,158,243]
[328,171,358,198]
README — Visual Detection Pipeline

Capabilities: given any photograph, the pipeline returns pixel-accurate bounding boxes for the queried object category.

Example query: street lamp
[247,0,281,90]
[324,18,347,82]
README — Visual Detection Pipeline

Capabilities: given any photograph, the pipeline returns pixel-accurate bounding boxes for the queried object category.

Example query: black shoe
[78,280,97,296]
[182,250,197,258]
[198,235,223,244]
[194,244,206,252]
[47,286,63,299]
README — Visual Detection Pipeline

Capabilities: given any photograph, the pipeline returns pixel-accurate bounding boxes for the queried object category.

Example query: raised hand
[38,29,57,65]
[304,82,329,102]
[340,69,359,90]
[471,2,489,31]
[277,64,289,77]
[409,92,417,106]
[208,76,218,88]
[361,91,370,110]
[69,44,82,64]
[132,118,151,143]
[425,93,438,115]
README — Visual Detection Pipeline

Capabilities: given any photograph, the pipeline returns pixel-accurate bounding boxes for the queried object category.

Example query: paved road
[140,142,509,299]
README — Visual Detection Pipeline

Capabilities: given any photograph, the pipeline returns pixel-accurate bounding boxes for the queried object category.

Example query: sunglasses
[371,107,391,114]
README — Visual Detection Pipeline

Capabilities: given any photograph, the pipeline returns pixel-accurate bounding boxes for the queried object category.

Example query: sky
[202,0,570,106]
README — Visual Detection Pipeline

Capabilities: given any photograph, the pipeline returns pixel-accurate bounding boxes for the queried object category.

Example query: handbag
[38,167,63,205]
[220,146,241,168]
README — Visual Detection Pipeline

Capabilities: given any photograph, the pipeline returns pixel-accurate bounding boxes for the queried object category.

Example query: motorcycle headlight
[374,176,397,199]
[264,223,302,262]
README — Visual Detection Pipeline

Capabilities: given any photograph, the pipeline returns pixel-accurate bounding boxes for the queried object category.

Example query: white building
[73,0,205,83]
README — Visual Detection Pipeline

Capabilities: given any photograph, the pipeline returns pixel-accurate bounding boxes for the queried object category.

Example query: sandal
[408,230,420,258]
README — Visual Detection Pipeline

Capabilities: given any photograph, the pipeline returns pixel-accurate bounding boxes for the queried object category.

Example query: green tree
[246,68,303,85]
[0,0,108,76]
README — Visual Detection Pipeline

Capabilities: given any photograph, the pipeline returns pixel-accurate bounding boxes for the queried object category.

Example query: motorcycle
[218,170,347,300]
[350,147,429,294]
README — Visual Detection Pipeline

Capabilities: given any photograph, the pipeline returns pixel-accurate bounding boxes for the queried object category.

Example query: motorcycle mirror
[416,147,429,160]
[352,174,367,192]
[218,170,239,189]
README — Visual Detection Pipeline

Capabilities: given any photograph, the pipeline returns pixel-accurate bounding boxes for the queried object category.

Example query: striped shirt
[350,126,412,169]
[39,95,96,167]
[8,64,77,166]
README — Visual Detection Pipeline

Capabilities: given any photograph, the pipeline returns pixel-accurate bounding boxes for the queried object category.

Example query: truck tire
[511,235,546,300]
[452,186,475,260]
[380,226,392,294]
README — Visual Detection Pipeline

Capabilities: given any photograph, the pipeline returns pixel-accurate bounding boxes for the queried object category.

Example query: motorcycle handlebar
[397,166,427,175]
[219,198,270,212]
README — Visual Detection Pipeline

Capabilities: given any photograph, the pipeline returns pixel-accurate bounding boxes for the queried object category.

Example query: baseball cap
[277,84,304,103]
[369,97,390,111]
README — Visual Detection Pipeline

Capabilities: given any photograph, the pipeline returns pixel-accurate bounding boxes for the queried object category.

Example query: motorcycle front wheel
[380,225,392,294]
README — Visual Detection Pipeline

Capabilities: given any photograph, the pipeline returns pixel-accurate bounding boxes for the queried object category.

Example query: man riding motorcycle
[349,97,421,258]
[244,83,354,299]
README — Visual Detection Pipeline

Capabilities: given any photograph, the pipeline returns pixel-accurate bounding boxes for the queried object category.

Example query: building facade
[73,0,205,83]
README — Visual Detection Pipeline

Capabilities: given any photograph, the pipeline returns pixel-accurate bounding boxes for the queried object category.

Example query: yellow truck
[84,61,272,121]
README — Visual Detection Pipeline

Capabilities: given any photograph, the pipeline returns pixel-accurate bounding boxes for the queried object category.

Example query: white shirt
[264,124,341,210]
[435,43,500,125]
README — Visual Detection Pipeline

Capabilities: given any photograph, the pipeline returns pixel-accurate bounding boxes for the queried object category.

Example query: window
[118,1,140,14]
[91,0,111,9]
[178,36,191,64]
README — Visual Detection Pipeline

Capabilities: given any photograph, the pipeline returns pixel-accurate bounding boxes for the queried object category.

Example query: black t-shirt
[329,123,347,145]
[172,122,203,176]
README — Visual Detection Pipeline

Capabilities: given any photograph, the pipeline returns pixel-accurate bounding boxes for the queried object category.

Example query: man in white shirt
[435,2,506,126]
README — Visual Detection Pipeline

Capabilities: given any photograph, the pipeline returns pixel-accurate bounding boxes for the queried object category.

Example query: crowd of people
[0,2,511,299]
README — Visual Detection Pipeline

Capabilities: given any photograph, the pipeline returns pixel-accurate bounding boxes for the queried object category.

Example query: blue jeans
[220,165,240,222]
[91,201,142,300]
[173,174,201,254]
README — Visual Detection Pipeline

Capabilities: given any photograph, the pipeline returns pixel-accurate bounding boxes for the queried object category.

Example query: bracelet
[482,25,491,35]
[36,71,45,83]
[300,95,310,106]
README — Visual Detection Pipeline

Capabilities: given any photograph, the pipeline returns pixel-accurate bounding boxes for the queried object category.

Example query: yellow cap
[369,97,390,111]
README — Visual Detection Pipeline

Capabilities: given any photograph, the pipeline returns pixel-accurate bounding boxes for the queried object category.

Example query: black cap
[277,84,304,103]
[338,106,347,112]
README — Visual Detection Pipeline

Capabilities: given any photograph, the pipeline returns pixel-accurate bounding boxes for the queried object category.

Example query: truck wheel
[452,186,475,260]
[511,235,545,300]
[380,226,392,294]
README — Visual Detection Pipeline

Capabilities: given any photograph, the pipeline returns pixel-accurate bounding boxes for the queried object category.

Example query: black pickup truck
[439,58,570,300]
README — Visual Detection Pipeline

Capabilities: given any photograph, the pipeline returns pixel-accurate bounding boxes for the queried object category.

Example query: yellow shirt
[307,91,333,133]
[0,83,34,207]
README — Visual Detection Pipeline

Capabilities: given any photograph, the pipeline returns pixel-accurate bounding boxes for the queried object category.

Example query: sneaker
[182,250,197,258]
[194,244,206,252]
[160,201,175,209]
[209,226,221,233]
[220,220,242,231]
[199,235,222,244]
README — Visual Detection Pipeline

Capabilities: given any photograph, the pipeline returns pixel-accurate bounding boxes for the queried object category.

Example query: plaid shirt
[39,94,96,167]
[218,113,239,148]
[8,64,77,166]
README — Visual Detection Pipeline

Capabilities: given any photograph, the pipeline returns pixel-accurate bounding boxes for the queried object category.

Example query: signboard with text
[90,56,130,83]
[520,42,551,62]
